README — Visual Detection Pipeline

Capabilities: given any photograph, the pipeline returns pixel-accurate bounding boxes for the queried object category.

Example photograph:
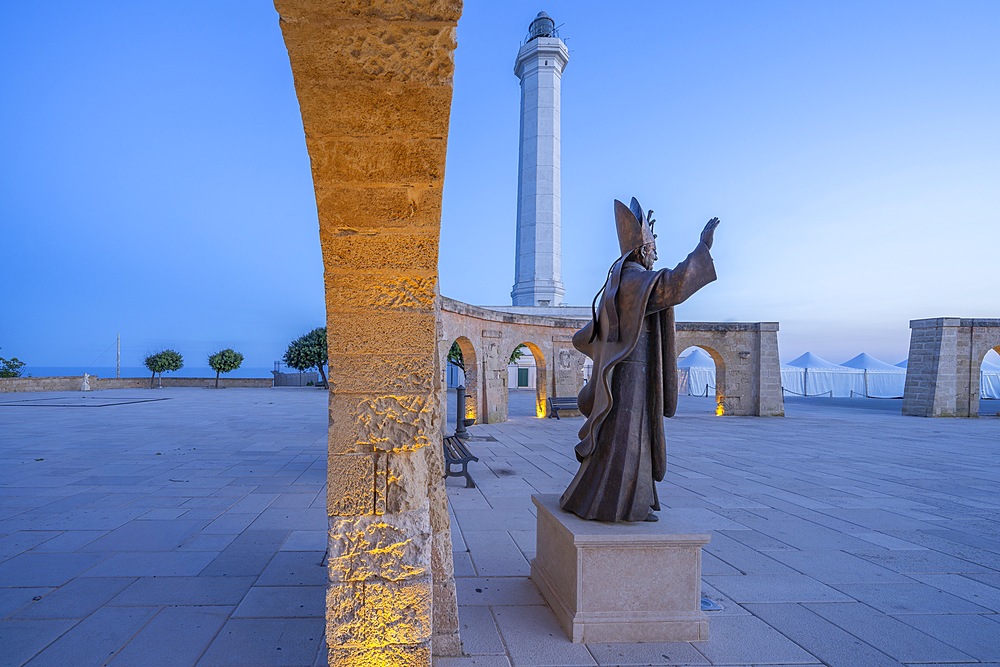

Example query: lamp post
[455,385,469,438]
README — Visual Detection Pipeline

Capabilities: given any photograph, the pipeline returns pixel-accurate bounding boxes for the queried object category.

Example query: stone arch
[675,322,784,417]
[448,336,479,424]
[506,340,548,418]
[440,300,783,419]
[904,318,1000,417]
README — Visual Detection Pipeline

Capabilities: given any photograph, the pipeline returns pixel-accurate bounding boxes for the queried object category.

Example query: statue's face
[639,242,657,269]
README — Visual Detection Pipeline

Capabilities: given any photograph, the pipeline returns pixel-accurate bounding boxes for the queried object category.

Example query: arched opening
[678,345,727,415]
[980,346,1000,413]
[505,341,547,418]
[446,336,479,428]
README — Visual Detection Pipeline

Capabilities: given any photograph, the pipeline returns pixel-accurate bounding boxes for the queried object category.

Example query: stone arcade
[440,298,785,423]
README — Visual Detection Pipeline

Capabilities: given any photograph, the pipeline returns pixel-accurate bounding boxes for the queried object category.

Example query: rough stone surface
[327,643,432,667]
[314,184,443,230]
[326,454,376,515]
[277,0,462,22]
[327,578,433,645]
[327,353,437,394]
[329,511,431,582]
[324,274,438,312]
[274,0,462,661]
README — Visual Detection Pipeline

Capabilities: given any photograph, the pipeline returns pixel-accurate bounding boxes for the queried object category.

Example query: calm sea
[22,366,275,379]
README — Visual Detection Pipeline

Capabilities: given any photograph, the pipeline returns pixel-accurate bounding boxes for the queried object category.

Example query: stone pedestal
[530,494,710,643]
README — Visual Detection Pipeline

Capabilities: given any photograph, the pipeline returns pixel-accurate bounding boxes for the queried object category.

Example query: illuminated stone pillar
[273,1,462,663]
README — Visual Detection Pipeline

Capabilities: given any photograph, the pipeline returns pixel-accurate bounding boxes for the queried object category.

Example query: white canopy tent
[841,353,906,398]
[982,358,1000,399]
[678,347,716,396]
[781,352,863,397]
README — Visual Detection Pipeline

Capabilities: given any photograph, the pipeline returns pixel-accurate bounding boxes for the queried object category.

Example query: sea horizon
[19,366,282,379]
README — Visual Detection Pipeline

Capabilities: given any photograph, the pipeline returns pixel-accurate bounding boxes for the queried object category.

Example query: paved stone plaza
[1,388,998,666]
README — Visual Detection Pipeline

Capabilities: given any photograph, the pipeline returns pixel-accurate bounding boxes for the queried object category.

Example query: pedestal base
[530,494,710,643]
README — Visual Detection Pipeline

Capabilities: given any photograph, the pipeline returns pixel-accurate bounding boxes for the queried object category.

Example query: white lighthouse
[510,11,569,307]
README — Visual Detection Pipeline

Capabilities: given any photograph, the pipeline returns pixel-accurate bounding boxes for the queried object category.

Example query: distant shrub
[144,349,184,388]
[283,328,328,388]
[208,348,244,388]
[0,349,26,378]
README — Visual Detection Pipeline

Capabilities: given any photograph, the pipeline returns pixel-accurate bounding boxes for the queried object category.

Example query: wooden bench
[547,396,578,420]
[443,435,478,488]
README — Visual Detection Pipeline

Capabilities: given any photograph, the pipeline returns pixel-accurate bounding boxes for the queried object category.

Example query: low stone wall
[0,376,274,393]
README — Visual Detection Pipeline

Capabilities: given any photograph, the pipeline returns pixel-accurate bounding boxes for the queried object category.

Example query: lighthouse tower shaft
[511,22,569,307]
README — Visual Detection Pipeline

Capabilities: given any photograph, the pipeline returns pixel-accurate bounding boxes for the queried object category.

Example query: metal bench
[443,435,478,488]
[547,396,578,419]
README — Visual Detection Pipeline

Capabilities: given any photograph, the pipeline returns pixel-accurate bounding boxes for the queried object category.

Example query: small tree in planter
[144,349,183,388]
[208,348,244,389]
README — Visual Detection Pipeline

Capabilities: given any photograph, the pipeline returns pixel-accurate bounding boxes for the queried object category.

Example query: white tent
[841,353,906,398]
[896,359,907,368]
[982,359,1000,399]
[781,352,863,397]
[678,348,716,396]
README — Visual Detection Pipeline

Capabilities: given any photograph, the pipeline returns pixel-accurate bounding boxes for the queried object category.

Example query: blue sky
[2,1,998,371]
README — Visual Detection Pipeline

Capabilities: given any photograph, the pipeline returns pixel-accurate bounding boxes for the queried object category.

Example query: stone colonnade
[274,0,463,663]
[441,298,785,420]
[903,317,1000,417]
[440,298,588,422]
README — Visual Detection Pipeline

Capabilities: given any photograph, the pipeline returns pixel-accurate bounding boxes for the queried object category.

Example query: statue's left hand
[700,217,720,250]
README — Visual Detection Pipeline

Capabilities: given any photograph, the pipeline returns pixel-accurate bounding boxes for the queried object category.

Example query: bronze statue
[560,198,719,522]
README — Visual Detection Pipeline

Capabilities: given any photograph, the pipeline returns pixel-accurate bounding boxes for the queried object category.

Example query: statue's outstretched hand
[700,217,720,250]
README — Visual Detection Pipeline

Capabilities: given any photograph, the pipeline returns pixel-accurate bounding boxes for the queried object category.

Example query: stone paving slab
[802,601,976,663]
[742,603,902,667]
[0,388,998,665]
[105,606,233,667]
[23,605,160,666]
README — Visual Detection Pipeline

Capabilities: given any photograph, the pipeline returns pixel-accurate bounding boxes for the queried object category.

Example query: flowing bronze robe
[560,243,716,522]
